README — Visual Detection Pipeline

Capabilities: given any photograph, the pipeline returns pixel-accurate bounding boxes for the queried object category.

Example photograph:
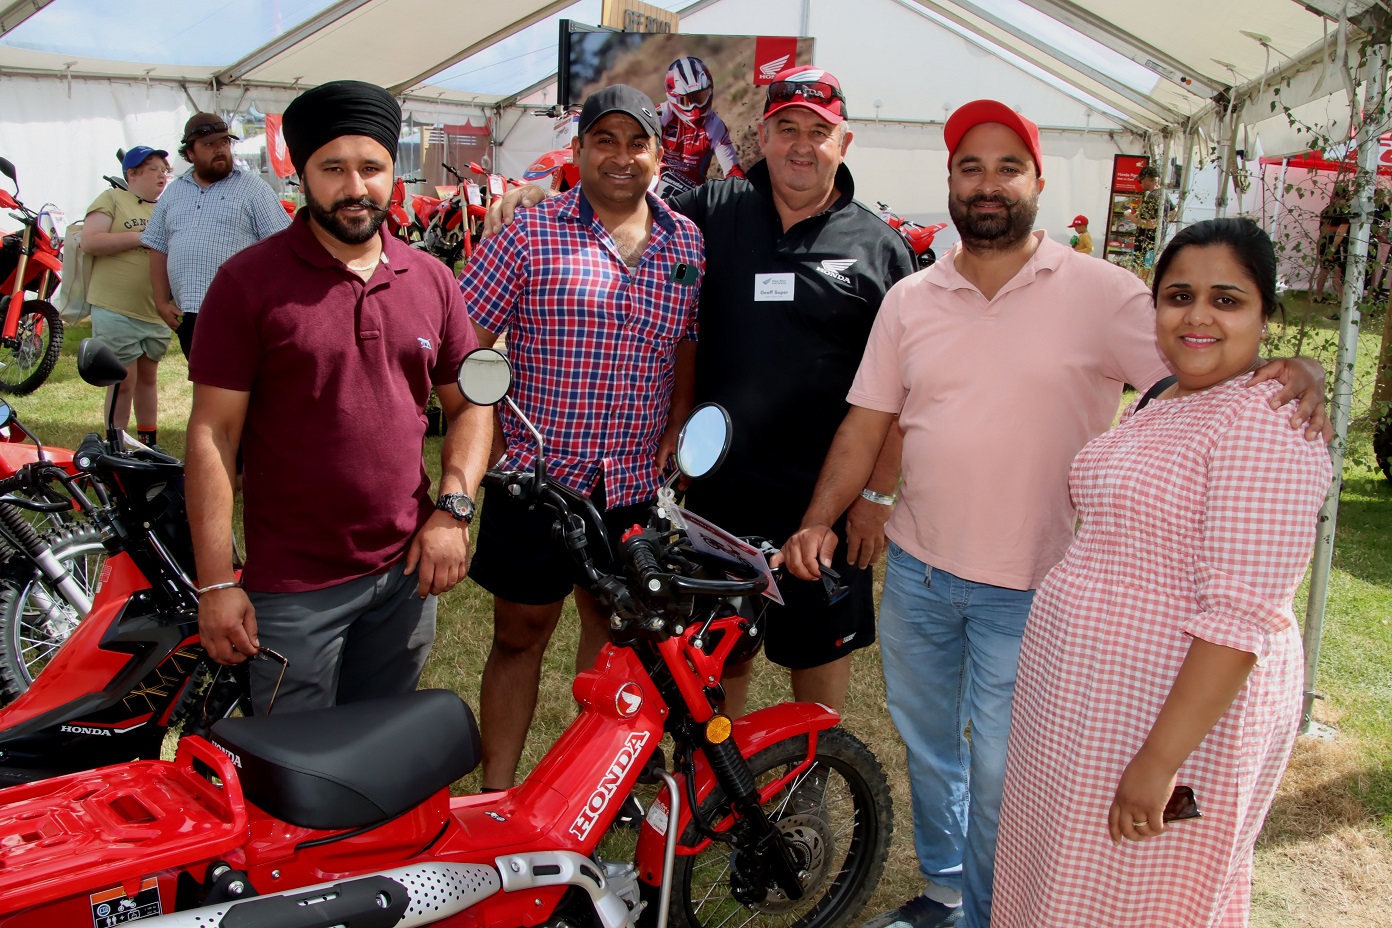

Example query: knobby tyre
[0,301,63,395]
[0,523,106,702]
[661,727,893,928]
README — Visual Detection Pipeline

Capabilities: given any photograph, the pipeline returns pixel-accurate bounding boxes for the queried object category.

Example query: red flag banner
[264,113,295,178]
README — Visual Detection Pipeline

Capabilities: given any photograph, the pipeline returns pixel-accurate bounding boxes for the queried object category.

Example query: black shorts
[759,520,876,670]
[469,479,652,605]
[1321,235,1349,270]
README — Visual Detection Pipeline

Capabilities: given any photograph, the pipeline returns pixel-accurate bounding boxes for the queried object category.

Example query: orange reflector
[705,715,733,744]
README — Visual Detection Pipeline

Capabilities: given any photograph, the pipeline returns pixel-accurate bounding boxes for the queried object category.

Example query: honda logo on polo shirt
[816,258,856,284]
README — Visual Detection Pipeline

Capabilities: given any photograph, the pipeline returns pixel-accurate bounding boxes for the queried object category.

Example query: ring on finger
[1132,819,1148,827]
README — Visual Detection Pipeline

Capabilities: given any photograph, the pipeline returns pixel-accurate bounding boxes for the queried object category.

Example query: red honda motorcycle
[0,347,893,928]
[0,340,246,784]
[878,201,948,271]
[0,401,103,703]
[0,158,63,395]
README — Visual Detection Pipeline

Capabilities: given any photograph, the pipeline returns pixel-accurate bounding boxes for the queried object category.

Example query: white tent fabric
[1,0,1382,239]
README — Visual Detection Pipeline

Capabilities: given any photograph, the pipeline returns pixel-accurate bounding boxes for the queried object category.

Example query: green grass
[19,306,1392,923]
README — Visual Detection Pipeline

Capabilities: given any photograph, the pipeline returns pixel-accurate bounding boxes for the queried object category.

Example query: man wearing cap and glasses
[185,81,492,715]
[80,145,173,449]
[486,65,914,724]
[461,85,703,792]
[141,112,290,359]
[776,100,1329,928]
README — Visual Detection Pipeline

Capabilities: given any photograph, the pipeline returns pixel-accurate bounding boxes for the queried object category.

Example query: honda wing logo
[759,55,791,80]
[816,258,857,284]
[787,68,827,83]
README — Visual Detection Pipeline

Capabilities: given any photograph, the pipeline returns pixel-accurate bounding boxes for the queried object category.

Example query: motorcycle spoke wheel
[0,302,63,395]
[0,525,106,703]
[665,728,892,928]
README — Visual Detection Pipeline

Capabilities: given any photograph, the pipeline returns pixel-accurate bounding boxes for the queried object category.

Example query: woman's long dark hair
[1150,218,1280,320]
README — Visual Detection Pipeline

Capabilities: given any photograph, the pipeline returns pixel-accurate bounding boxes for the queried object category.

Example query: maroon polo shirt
[190,211,478,593]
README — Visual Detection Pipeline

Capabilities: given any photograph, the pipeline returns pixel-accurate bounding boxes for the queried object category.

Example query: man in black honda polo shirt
[667,66,914,716]
[487,65,913,718]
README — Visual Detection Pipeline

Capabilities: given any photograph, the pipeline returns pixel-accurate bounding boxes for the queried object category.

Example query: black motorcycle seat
[210,689,481,831]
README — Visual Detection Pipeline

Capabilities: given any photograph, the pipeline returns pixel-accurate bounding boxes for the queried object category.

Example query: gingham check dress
[992,376,1331,928]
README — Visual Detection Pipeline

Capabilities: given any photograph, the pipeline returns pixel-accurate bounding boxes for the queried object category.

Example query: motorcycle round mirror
[0,403,12,430]
[675,403,732,480]
[76,338,129,387]
[456,347,512,407]
[0,158,14,184]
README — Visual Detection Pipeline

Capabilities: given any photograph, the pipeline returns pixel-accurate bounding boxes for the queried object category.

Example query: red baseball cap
[763,65,847,125]
[1068,215,1088,228]
[945,100,1043,173]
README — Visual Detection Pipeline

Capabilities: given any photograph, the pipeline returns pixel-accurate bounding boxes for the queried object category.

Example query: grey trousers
[245,559,437,716]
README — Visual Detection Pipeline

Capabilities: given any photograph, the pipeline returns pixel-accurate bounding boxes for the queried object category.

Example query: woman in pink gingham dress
[992,219,1331,928]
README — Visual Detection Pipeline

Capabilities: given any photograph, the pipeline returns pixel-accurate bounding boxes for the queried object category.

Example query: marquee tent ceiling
[0,0,1387,135]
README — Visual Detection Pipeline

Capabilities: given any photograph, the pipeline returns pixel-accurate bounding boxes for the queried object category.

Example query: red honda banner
[753,36,799,85]
[1110,154,1149,194]
[264,114,295,178]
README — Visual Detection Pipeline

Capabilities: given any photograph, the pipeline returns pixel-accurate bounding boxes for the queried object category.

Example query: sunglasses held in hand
[1163,785,1201,823]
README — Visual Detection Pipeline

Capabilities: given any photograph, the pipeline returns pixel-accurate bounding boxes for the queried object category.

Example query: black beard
[304,186,390,246]
[949,192,1037,253]
[195,156,233,184]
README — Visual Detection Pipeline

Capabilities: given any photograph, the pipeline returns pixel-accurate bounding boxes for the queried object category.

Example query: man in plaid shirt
[461,85,704,792]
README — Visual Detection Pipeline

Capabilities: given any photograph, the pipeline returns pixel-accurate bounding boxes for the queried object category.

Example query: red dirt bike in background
[420,163,481,269]
[386,174,430,242]
[0,158,63,395]
[877,201,948,271]
[524,148,579,194]
[0,347,893,928]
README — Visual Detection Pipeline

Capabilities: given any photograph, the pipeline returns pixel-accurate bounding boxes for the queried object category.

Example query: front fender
[633,702,840,885]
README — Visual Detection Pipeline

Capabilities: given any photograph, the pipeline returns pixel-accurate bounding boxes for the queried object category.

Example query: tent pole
[1174,127,1197,226]
[1158,128,1174,245]
[1267,157,1290,242]
[1214,110,1238,218]
[1273,157,1290,236]
[1302,36,1390,735]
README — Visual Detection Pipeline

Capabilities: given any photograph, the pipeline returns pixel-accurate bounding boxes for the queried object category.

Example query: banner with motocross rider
[561,30,815,200]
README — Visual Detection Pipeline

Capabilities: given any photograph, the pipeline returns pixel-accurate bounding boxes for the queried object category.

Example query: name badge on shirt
[754,273,795,301]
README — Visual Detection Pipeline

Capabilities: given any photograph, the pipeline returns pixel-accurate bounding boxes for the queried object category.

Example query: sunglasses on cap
[765,80,845,113]
[183,120,229,143]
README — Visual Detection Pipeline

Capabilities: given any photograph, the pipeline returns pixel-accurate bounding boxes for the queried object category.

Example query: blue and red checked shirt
[462,188,703,508]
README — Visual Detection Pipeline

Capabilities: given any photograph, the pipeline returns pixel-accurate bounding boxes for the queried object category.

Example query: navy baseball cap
[121,145,169,172]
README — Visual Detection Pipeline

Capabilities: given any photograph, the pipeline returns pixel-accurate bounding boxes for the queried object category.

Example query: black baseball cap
[578,85,660,138]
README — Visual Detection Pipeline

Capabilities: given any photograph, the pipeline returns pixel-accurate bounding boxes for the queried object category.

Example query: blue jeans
[879,543,1034,928]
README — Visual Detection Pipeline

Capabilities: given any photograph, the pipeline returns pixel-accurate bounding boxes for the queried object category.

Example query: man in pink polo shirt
[777,101,1328,928]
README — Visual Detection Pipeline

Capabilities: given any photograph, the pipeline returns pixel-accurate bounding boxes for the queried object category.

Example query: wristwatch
[435,492,476,524]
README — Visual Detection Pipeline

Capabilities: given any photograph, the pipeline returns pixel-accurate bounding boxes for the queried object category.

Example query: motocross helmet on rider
[665,57,714,125]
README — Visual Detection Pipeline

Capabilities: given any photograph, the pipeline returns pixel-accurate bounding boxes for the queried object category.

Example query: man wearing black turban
[185,80,494,714]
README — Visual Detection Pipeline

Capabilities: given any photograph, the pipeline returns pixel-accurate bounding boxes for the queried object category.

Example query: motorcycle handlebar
[623,533,768,598]
[482,469,767,605]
